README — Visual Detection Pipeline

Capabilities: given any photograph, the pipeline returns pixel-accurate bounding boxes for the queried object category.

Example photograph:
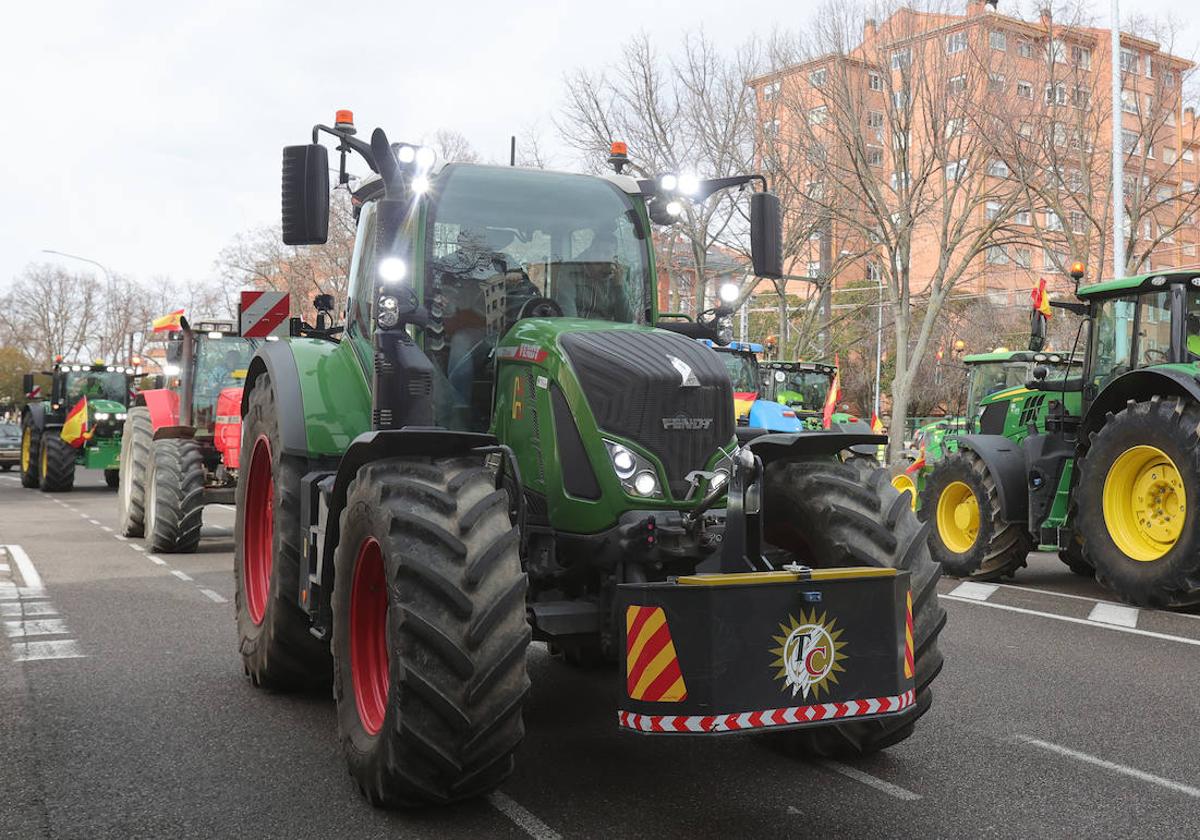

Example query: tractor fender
[135,388,180,431]
[318,430,498,596]
[745,430,886,466]
[951,434,1028,523]
[1081,367,1200,440]
[21,402,46,432]
[747,399,804,432]
[242,342,311,458]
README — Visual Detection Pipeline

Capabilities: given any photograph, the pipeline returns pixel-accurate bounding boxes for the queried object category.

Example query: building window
[1072,86,1090,109]
[1045,83,1067,106]
[807,261,820,278]
[866,262,882,281]
[945,159,966,180]
[1045,211,1064,232]
[867,110,884,129]
[985,201,1001,220]
[1072,46,1092,69]
[1046,39,1066,64]
[1182,180,1196,194]
[1184,149,1195,163]
[1015,208,1031,225]
[892,90,909,109]
[988,73,1006,93]
[1044,249,1064,269]
[1019,122,1033,139]
[946,32,968,55]
[891,49,911,70]
[1014,247,1032,267]
[1145,143,1155,160]
[808,106,828,125]
[868,72,883,91]
[1069,211,1086,234]
[1165,70,1178,87]
[988,159,1009,178]
[989,30,1007,51]
[1157,186,1173,203]
[1122,130,1139,155]
[1016,80,1033,99]
[763,119,780,136]
[1120,48,1139,74]
[868,145,884,167]
[1121,90,1140,114]
[810,68,827,86]
[763,81,781,101]
[948,75,967,95]
[1017,40,1034,58]
[946,118,964,137]
[986,246,1009,264]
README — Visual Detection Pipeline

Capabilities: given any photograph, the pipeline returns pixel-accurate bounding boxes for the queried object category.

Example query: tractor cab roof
[763,360,836,375]
[1077,270,1200,299]
[962,350,1079,365]
[350,163,644,205]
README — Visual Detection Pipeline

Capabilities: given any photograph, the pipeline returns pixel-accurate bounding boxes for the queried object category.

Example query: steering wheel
[1141,347,1169,364]
[518,297,564,320]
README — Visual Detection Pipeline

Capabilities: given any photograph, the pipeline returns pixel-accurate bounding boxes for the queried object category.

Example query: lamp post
[41,249,136,365]
[1110,0,1125,278]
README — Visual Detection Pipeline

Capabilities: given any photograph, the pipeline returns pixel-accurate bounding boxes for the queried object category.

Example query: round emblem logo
[770,610,847,700]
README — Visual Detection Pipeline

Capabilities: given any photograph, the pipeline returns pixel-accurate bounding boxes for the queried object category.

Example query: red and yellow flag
[822,354,842,429]
[152,309,185,332]
[870,413,884,434]
[60,397,91,448]
[1031,278,1052,318]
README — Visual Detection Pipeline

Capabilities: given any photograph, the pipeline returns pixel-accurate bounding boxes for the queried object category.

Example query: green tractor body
[19,361,137,491]
[228,116,944,807]
[923,270,1200,603]
[759,360,852,429]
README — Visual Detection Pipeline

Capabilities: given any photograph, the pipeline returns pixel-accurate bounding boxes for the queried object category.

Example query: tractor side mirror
[281,144,330,245]
[22,373,33,396]
[1030,365,1049,384]
[750,191,783,279]
[1029,309,1047,351]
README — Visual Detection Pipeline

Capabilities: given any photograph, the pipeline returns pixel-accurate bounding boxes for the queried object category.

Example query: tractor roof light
[414,146,436,171]
[334,109,356,133]
[1068,260,1086,280]
[660,174,678,192]
[379,257,407,284]
[411,175,430,195]
[665,200,683,218]
[719,282,739,304]
[677,173,700,196]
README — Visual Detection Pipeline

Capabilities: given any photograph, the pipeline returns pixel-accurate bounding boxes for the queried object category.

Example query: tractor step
[616,567,913,734]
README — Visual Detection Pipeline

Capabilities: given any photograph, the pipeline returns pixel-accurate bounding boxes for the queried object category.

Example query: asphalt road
[3,467,1199,839]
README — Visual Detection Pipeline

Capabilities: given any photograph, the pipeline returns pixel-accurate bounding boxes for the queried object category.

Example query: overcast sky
[2,0,1195,295]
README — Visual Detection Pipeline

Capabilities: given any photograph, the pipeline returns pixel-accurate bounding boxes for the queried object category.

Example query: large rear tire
[1075,397,1200,607]
[145,438,204,553]
[1059,533,1093,578]
[235,373,331,689]
[38,435,76,492]
[920,450,1031,581]
[19,418,39,489]
[762,460,945,757]
[117,407,153,536]
[332,455,530,807]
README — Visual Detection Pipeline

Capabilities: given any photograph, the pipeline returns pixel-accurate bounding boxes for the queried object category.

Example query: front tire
[145,438,204,553]
[921,450,1030,581]
[104,468,120,489]
[20,418,40,488]
[332,456,530,807]
[234,373,330,689]
[39,435,76,492]
[1076,397,1200,607]
[762,460,946,757]
[117,407,153,536]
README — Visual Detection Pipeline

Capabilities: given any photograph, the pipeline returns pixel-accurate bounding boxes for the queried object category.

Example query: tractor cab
[761,360,837,428]
[962,350,1082,437]
[164,321,260,436]
[702,341,804,431]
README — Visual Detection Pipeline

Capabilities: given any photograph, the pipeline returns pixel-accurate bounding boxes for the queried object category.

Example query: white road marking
[129,544,145,552]
[1088,602,1139,628]
[3,545,44,593]
[819,761,922,801]
[87,519,101,525]
[943,596,1200,647]
[487,791,562,840]
[5,618,70,638]
[13,639,85,662]
[947,581,998,601]
[148,556,167,566]
[1018,736,1200,799]
[994,582,1123,605]
[170,570,193,581]
[114,535,128,541]
[0,602,57,618]
[200,589,227,603]
[100,526,113,533]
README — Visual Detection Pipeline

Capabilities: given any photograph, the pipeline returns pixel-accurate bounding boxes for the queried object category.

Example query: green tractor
[19,360,137,491]
[922,266,1200,604]
[231,114,945,807]
[760,360,855,429]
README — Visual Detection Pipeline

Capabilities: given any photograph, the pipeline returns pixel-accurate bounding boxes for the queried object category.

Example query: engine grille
[560,329,733,499]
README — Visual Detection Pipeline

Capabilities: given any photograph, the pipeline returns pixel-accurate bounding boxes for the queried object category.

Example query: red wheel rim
[350,537,389,736]
[243,435,274,626]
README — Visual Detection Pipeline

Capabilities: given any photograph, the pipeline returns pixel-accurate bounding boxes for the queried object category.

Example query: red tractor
[117,316,262,551]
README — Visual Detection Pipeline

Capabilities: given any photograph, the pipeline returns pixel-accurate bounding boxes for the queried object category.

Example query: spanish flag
[822,354,842,429]
[60,398,91,448]
[152,309,185,332]
[1031,278,1052,319]
[871,413,884,434]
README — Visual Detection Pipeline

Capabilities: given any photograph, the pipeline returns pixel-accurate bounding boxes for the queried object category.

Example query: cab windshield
[193,335,259,429]
[720,352,759,393]
[965,362,1029,420]
[775,370,832,410]
[65,370,128,404]
[1091,296,1137,388]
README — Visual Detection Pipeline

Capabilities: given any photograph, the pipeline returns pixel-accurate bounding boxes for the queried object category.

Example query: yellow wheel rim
[936,480,980,554]
[21,427,31,473]
[892,473,918,511]
[40,443,48,479]
[1102,445,1186,562]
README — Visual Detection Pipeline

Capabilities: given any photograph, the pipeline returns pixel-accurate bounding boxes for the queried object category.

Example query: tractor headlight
[609,445,637,479]
[95,412,111,421]
[710,469,728,490]
[378,257,407,284]
[604,440,663,498]
[115,413,127,421]
[633,472,659,497]
[377,295,400,329]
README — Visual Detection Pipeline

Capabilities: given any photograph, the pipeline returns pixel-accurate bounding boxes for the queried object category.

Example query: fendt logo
[662,415,714,431]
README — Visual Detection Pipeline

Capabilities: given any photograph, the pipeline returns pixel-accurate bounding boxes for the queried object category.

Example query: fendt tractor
[19,359,137,491]
[117,317,261,552]
[922,263,1200,605]
[230,112,945,807]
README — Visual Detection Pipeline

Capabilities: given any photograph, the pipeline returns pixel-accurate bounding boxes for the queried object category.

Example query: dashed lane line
[147,556,167,566]
[487,792,562,840]
[87,519,101,525]
[100,526,113,533]
[170,570,193,582]
[818,761,922,801]
[1087,602,1139,628]
[200,589,227,604]
[1017,736,1200,799]
[946,581,998,601]
[942,595,1200,647]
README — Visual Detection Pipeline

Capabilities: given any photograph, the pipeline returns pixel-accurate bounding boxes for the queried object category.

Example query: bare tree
[0,264,98,364]
[429,128,481,164]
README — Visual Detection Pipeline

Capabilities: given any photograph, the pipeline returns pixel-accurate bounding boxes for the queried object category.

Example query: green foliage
[0,345,33,410]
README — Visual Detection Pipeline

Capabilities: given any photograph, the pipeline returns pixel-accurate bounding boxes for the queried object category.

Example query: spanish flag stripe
[641,652,687,702]
[625,609,665,673]
[631,638,680,699]
[626,619,671,694]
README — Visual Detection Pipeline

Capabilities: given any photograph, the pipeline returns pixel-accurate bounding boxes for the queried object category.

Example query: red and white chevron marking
[618,689,916,733]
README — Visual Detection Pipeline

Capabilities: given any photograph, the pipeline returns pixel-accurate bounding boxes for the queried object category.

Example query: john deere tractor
[117,317,261,552]
[705,340,806,431]
[19,360,136,491]
[230,113,945,808]
[922,265,1200,604]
